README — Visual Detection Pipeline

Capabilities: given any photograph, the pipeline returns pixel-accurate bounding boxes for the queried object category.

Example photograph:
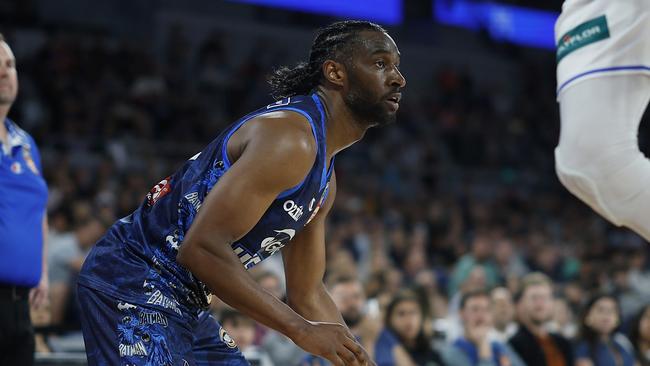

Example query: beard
[344,73,396,128]
[342,310,363,328]
[529,313,551,326]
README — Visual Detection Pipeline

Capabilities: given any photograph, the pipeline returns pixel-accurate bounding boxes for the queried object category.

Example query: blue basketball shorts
[77,284,249,366]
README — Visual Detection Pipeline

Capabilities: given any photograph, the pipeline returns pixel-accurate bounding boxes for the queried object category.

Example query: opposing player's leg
[192,311,250,366]
[78,284,197,366]
[555,75,650,240]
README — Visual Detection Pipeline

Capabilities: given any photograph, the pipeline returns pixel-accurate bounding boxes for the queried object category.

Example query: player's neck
[315,88,368,160]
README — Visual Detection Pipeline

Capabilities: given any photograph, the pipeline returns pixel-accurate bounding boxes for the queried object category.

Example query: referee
[0,33,49,365]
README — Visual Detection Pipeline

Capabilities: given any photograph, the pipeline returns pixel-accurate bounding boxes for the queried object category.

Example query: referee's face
[0,41,18,106]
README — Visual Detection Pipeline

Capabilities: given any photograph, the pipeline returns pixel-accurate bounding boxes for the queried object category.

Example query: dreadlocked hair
[268,20,386,100]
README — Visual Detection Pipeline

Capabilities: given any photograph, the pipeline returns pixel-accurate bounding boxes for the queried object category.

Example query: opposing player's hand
[292,321,376,366]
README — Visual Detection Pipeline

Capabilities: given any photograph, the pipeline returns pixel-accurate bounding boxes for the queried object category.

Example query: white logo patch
[119,341,148,357]
[309,198,316,212]
[117,302,137,311]
[184,192,202,211]
[220,327,238,348]
[146,290,182,316]
[234,246,262,269]
[266,98,291,109]
[283,200,304,221]
[165,231,180,250]
[261,229,296,255]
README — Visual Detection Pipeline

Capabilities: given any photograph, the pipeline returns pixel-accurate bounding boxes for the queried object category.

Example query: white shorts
[555,0,650,96]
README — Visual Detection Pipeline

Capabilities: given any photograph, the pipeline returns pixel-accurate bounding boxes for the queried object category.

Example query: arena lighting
[227,0,403,25]
[433,0,559,50]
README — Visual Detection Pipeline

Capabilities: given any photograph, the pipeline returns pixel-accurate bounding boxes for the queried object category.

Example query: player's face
[344,31,406,127]
[0,42,18,106]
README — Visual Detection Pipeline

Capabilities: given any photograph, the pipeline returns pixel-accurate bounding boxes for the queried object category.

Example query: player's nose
[390,67,406,89]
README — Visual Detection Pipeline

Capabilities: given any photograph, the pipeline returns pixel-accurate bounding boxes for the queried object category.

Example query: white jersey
[555,0,650,96]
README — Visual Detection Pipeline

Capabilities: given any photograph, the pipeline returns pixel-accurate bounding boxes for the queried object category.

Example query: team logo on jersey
[261,229,296,255]
[266,98,291,109]
[219,327,238,349]
[146,176,172,206]
[283,200,304,221]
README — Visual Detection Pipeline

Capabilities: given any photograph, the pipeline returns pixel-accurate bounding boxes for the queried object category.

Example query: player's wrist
[285,317,311,342]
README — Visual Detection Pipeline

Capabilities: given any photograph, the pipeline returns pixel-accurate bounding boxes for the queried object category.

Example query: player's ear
[322,60,346,87]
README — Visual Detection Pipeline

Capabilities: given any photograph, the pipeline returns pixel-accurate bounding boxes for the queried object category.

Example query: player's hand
[292,321,376,366]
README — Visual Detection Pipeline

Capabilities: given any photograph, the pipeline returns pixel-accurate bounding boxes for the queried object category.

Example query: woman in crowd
[627,304,650,366]
[575,293,635,366]
[383,290,445,366]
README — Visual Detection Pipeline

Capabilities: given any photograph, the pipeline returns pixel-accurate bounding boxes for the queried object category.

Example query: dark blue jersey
[78,93,333,313]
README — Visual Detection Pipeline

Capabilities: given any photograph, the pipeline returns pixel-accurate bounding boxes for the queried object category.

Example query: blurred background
[2,0,650,365]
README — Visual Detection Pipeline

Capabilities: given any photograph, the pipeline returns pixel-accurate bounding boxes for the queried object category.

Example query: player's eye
[375,60,386,69]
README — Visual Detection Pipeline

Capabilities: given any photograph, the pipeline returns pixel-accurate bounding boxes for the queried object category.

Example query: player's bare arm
[283,175,376,365]
[177,112,368,366]
[282,172,339,323]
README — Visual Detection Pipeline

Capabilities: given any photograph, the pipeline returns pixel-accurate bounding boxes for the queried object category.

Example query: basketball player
[77,20,405,366]
[555,0,650,240]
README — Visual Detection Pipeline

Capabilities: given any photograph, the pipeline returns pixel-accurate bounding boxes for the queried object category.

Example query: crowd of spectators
[4,19,650,365]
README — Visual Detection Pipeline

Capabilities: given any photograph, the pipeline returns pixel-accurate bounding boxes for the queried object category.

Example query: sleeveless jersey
[78,93,333,314]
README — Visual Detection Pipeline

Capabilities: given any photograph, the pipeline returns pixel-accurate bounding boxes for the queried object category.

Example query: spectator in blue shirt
[575,293,635,366]
[0,32,49,366]
[442,290,524,366]
[627,304,650,366]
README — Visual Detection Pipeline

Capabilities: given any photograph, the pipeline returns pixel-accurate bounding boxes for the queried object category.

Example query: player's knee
[555,140,648,226]
[555,148,602,206]
[554,136,603,198]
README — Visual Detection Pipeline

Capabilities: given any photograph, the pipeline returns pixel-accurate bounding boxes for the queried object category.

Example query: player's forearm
[177,241,307,339]
[288,283,345,325]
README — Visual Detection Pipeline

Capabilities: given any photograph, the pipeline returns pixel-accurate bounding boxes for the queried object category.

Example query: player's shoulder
[245,96,319,157]
[245,111,317,165]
